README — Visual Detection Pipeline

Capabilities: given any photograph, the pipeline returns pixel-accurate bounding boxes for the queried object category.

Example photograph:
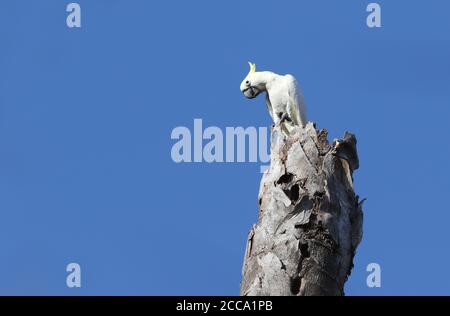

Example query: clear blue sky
[0,0,449,295]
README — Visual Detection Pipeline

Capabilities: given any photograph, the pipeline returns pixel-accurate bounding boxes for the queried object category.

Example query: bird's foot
[279,112,292,124]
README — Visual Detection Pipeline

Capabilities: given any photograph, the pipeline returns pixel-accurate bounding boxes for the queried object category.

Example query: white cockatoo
[240,62,307,134]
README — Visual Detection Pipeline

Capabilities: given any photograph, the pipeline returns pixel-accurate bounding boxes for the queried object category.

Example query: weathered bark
[240,123,363,296]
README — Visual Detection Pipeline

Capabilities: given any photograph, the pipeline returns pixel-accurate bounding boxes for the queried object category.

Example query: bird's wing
[265,94,275,123]
[285,74,307,127]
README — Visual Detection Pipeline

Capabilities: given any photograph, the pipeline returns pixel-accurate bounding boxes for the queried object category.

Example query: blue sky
[0,0,449,295]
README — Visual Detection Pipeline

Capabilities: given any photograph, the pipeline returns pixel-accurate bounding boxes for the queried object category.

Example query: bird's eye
[246,80,250,85]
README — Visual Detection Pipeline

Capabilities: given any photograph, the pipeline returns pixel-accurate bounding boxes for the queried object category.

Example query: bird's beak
[243,87,259,99]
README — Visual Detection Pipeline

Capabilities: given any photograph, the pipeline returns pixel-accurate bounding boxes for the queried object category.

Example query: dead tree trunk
[240,123,363,296]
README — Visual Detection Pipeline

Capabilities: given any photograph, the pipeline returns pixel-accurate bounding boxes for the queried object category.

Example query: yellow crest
[248,62,256,74]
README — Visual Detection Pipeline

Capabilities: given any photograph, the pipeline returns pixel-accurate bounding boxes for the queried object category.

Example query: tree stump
[240,123,363,296]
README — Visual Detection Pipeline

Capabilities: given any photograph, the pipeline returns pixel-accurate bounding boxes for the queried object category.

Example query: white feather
[285,74,307,127]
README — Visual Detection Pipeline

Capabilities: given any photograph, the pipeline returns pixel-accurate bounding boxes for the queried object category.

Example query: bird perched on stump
[240,62,307,135]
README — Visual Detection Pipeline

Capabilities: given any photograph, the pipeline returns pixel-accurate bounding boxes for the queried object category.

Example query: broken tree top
[241,122,363,296]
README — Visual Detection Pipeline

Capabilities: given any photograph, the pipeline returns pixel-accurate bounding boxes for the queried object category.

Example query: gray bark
[240,123,364,296]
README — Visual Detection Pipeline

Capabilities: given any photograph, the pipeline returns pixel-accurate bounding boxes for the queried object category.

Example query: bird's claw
[279,112,292,124]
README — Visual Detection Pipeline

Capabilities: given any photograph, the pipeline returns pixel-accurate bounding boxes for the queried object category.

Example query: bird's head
[240,62,265,99]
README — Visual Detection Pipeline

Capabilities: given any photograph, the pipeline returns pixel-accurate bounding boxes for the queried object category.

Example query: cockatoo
[240,62,307,134]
